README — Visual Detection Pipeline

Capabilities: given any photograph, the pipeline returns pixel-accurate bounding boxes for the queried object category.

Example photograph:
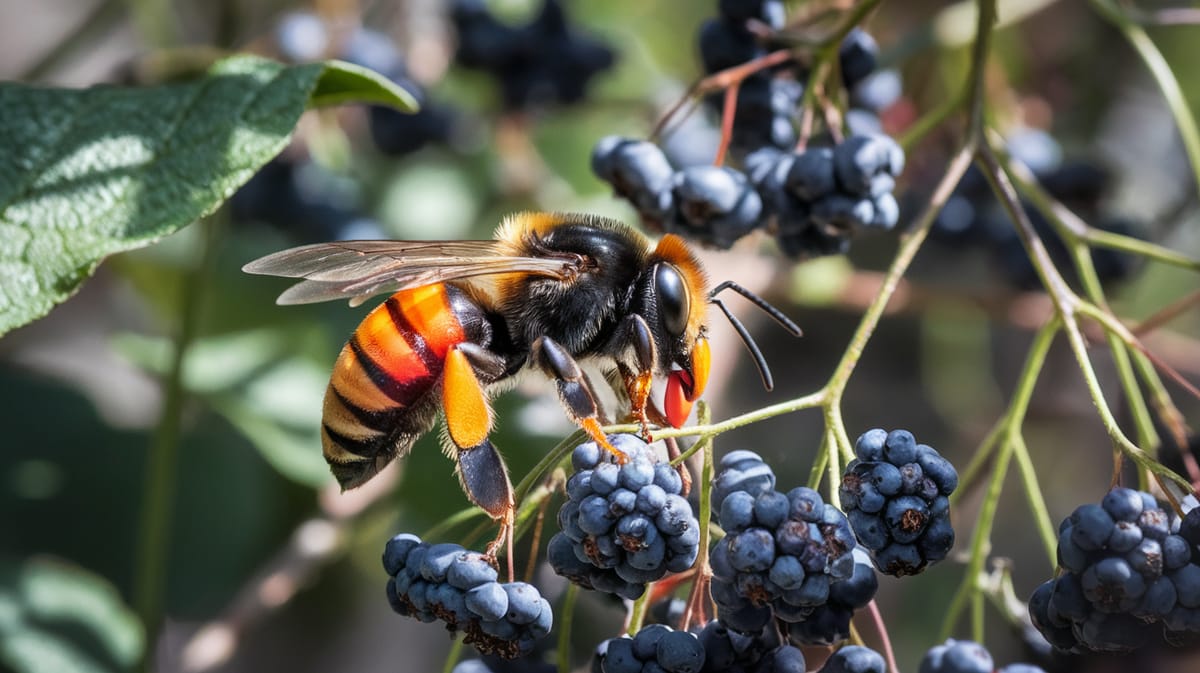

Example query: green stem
[997,140,1200,272]
[950,420,1004,509]
[557,584,579,673]
[825,146,975,402]
[940,426,1016,639]
[899,88,967,151]
[971,589,985,644]
[627,587,650,636]
[441,638,464,673]
[940,318,1058,638]
[1011,433,1058,569]
[824,425,843,509]
[807,437,830,491]
[602,392,826,443]
[134,217,221,670]
[964,0,999,139]
[514,430,587,502]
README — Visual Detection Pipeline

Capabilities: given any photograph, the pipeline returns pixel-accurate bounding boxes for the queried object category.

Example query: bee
[243,212,798,554]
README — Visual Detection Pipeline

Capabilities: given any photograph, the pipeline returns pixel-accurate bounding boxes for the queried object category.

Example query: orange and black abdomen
[321,283,484,489]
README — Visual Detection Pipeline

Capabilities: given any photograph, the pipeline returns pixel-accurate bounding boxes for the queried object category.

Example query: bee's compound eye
[654,263,690,337]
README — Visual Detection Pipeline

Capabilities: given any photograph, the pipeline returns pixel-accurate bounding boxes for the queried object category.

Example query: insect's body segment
[300,213,713,530]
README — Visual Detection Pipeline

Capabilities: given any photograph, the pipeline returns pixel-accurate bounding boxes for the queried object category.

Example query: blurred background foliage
[1,0,1199,672]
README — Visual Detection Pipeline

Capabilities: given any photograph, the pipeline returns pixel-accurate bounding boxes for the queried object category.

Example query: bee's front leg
[603,315,658,440]
[531,336,626,462]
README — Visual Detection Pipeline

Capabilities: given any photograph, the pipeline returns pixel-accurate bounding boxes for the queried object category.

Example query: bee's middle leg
[531,336,626,461]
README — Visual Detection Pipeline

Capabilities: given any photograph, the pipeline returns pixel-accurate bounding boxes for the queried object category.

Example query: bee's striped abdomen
[322,284,469,489]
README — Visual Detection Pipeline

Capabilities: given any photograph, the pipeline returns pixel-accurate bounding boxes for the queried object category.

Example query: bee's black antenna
[708,281,803,392]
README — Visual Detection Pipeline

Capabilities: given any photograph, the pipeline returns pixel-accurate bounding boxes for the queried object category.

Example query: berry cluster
[593,625,708,673]
[383,534,552,658]
[745,133,903,260]
[819,645,886,673]
[593,5,906,259]
[918,638,1046,673]
[451,0,615,110]
[709,478,858,633]
[1029,488,1200,652]
[839,428,958,576]
[786,548,878,646]
[591,137,764,248]
[549,435,701,600]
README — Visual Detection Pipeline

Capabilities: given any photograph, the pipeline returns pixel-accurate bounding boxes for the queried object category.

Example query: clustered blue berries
[746,135,903,260]
[593,625,708,673]
[549,435,701,599]
[593,10,905,260]
[1030,488,1200,652]
[787,548,878,646]
[839,428,958,576]
[383,534,552,659]
[918,638,1046,673]
[591,138,765,249]
[709,476,858,633]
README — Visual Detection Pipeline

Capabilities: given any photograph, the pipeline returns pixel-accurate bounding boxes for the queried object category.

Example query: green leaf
[0,557,143,673]
[310,59,419,110]
[0,54,417,337]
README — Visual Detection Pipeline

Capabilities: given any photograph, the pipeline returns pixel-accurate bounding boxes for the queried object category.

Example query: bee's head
[633,235,710,428]
[634,235,804,429]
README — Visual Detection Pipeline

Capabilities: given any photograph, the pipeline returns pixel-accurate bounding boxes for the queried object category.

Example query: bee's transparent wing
[242,240,582,305]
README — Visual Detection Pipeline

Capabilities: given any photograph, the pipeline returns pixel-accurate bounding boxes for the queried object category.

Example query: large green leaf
[0,55,416,337]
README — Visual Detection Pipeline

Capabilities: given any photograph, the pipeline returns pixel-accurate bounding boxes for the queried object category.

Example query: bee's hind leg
[442,344,515,575]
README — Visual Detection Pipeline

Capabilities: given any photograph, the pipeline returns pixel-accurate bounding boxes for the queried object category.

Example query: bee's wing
[242,240,581,306]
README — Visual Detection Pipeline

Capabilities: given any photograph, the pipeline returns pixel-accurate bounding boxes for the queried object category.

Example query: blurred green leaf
[0,55,417,338]
[0,557,143,673]
[113,329,287,394]
[113,330,331,488]
[210,395,329,489]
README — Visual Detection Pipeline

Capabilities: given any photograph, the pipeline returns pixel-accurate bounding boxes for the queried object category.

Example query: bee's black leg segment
[625,315,656,372]
[532,336,624,459]
[455,342,509,383]
[456,437,513,521]
[533,336,598,419]
[455,436,514,574]
[602,315,658,439]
